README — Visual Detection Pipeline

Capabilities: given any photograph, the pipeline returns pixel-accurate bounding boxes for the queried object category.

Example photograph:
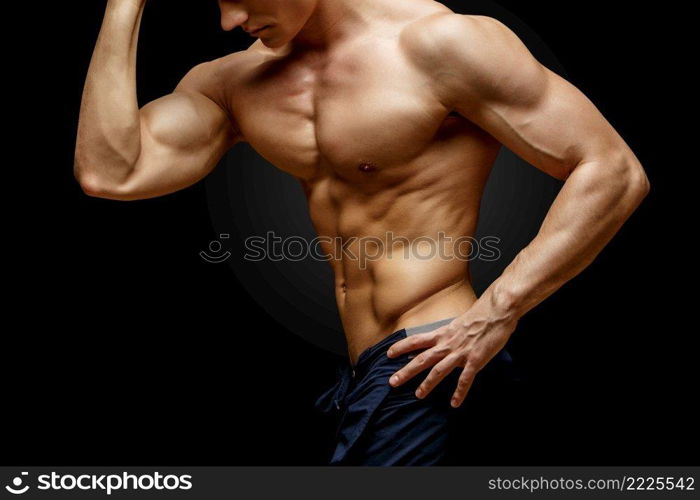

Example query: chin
[261,35,287,49]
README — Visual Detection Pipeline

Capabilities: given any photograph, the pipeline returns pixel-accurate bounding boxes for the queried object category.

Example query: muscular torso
[210,4,502,364]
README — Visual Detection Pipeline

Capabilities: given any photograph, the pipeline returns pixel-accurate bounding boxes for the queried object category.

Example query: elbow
[74,163,102,198]
[76,176,113,200]
[586,149,650,201]
[73,154,96,196]
[575,149,651,215]
[602,152,651,217]
[74,157,109,199]
[621,155,651,203]
[73,157,137,201]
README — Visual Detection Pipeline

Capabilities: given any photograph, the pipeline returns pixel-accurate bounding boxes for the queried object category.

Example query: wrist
[483,277,525,324]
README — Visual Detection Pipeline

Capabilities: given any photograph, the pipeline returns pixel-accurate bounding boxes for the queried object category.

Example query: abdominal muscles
[305,145,495,358]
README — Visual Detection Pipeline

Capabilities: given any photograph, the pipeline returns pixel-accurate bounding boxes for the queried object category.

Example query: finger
[415,353,462,399]
[450,363,478,408]
[386,330,439,358]
[389,346,442,387]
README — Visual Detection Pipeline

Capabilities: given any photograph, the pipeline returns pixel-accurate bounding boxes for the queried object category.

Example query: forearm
[74,0,146,188]
[480,153,650,322]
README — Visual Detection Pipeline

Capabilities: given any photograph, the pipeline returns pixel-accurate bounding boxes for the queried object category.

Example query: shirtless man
[74,0,650,465]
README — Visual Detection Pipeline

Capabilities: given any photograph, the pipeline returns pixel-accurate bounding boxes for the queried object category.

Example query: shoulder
[400,13,519,75]
[175,51,255,117]
[402,12,508,43]
[175,58,226,107]
[168,54,249,140]
[178,51,247,94]
[400,13,546,107]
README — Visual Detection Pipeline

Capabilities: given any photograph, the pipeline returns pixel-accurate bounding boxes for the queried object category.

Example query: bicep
[432,16,629,181]
[119,64,238,199]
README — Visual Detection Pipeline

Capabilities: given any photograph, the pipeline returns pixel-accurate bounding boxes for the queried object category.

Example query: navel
[358,162,377,173]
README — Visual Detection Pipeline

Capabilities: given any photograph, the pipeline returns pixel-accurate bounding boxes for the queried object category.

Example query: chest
[231,39,447,180]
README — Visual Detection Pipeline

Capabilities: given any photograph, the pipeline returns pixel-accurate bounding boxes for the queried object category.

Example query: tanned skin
[75,0,650,408]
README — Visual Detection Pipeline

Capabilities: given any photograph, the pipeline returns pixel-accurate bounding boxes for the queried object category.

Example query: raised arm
[74,0,240,201]
[387,14,651,407]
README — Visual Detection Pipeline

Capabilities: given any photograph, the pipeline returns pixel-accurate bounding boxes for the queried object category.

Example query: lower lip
[252,26,271,36]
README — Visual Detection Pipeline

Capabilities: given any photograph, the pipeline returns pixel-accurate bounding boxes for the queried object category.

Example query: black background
[3,0,695,466]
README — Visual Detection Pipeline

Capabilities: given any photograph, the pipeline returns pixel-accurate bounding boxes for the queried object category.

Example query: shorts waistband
[405,317,456,336]
[353,316,458,369]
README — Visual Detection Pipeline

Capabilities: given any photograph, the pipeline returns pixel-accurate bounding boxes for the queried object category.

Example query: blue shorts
[314,317,517,466]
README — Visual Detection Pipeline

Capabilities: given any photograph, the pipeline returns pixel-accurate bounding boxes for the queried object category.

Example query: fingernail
[451,399,459,407]
[387,349,393,357]
[390,375,399,385]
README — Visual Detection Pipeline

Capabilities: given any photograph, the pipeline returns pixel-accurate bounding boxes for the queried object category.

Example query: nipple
[358,162,377,173]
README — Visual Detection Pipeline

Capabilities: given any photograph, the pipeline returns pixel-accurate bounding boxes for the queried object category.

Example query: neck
[292,0,373,50]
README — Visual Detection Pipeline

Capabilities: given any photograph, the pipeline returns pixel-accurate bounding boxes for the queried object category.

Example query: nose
[220,6,248,32]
